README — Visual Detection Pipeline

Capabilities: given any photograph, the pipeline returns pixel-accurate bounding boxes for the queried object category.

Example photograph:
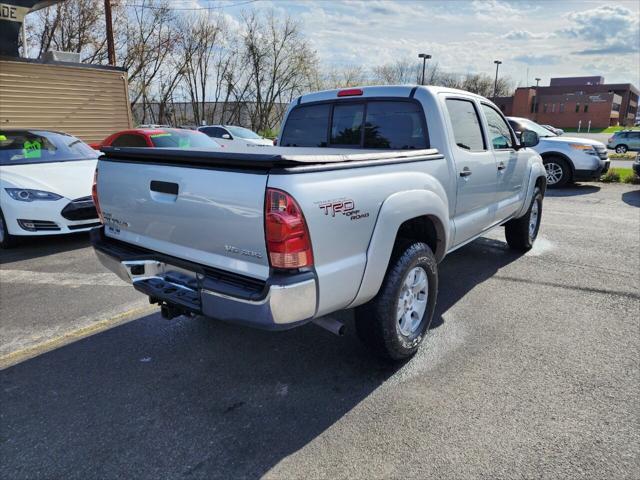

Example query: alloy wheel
[545,162,563,185]
[529,198,540,239]
[397,266,429,336]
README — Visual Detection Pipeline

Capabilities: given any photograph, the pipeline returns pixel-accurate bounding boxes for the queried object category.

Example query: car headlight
[5,188,63,202]
[569,144,597,155]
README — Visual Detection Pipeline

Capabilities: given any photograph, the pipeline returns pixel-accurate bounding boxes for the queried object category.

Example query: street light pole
[492,60,502,100]
[104,0,116,66]
[534,77,541,120]
[418,53,432,85]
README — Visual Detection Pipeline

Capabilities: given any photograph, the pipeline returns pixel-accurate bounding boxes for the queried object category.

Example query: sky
[184,0,640,87]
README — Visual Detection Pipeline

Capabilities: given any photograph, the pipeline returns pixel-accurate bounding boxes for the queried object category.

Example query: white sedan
[197,125,273,148]
[0,130,100,248]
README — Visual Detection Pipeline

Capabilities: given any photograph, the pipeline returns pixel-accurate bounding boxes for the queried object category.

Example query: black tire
[355,241,438,361]
[505,187,543,252]
[543,156,571,188]
[0,209,17,249]
[615,145,628,154]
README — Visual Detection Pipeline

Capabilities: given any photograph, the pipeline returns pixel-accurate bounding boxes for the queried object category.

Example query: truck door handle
[497,162,506,171]
[150,181,179,195]
[459,167,472,177]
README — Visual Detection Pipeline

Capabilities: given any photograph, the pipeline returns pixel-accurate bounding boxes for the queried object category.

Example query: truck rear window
[281,100,428,149]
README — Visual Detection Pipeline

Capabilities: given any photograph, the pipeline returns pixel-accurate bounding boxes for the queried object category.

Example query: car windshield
[511,118,557,138]
[225,126,263,139]
[149,130,220,148]
[0,130,98,165]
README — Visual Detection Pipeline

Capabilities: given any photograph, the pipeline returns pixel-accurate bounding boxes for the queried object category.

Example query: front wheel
[355,241,438,361]
[543,157,571,188]
[0,209,18,249]
[615,145,628,154]
[505,187,543,252]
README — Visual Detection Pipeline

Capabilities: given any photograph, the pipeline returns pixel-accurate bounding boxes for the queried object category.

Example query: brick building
[495,76,638,129]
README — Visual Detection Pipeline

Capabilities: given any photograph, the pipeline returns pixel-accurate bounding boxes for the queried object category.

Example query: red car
[94,128,221,149]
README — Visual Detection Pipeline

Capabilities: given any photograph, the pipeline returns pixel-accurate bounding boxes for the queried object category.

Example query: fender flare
[515,160,547,218]
[348,189,449,308]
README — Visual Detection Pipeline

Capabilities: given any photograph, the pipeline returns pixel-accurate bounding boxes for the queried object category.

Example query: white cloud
[216,0,639,87]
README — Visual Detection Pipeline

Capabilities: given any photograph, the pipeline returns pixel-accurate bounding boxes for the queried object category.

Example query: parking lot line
[0,304,156,370]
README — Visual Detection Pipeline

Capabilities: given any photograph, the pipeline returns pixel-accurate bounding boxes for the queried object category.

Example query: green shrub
[609,152,636,160]
[622,173,640,185]
[258,128,279,139]
[601,170,621,183]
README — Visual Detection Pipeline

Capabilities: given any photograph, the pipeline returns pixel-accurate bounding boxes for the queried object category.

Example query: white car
[0,130,100,248]
[197,125,273,148]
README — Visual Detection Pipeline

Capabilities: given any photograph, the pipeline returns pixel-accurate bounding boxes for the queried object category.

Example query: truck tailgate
[97,158,269,280]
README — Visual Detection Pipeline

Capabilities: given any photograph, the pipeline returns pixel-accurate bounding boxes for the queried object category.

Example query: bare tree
[240,11,319,132]
[29,0,107,62]
[371,59,418,85]
[117,1,178,109]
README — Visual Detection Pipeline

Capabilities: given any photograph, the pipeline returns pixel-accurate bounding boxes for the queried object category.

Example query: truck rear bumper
[91,228,317,330]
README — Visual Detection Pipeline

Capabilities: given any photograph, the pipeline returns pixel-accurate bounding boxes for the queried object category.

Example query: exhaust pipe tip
[312,317,345,336]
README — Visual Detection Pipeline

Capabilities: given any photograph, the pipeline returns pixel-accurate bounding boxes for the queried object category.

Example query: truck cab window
[364,101,427,149]
[280,104,330,147]
[445,99,485,151]
[330,104,364,146]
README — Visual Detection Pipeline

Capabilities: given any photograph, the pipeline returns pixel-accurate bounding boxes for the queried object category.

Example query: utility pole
[418,53,431,85]
[21,16,28,58]
[104,0,116,66]
[492,60,502,100]
[534,77,541,120]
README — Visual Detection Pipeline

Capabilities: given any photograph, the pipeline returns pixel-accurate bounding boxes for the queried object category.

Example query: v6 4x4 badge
[317,198,369,221]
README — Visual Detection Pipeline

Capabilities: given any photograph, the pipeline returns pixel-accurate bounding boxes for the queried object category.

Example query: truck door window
[364,101,427,149]
[280,104,330,147]
[445,99,485,151]
[330,103,364,146]
[481,104,514,150]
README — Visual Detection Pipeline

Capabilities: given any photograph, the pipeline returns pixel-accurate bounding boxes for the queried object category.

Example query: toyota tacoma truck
[92,86,547,360]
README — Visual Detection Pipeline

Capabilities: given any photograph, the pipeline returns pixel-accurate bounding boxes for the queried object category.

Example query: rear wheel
[505,187,543,252]
[543,157,571,188]
[0,210,17,249]
[355,241,438,361]
[615,145,628,154]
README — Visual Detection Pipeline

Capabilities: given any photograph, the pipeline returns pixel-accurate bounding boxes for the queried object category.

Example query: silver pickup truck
[92,86,546,360]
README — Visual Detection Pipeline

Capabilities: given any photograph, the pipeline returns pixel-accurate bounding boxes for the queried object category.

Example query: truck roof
[297,84,488,104]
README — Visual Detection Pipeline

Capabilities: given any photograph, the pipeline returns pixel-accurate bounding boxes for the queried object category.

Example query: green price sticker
[0,135,7,141]
[150,133,171,138]
[178,137,191,148]
[23,139,42,158]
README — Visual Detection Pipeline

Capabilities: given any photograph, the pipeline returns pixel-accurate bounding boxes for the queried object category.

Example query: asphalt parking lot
[1,183,639,479]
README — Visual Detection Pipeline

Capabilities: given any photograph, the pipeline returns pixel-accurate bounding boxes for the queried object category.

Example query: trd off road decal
[316,198,369,221]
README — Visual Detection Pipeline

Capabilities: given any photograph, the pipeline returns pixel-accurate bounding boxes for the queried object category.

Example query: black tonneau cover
[99,146,440,170]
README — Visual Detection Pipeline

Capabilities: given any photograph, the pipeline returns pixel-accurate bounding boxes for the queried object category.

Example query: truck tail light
[265,188,313,269]
[337,88,363,97]
[91,168,103,223]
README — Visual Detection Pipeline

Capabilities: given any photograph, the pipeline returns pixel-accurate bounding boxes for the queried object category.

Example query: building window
[551,103,555,113]
[543,104,548,113]
[560,103,565,113]
[575,103,580,113]
[584,104,589,113]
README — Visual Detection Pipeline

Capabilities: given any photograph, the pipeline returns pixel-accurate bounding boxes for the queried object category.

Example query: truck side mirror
[520,130,539,148]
